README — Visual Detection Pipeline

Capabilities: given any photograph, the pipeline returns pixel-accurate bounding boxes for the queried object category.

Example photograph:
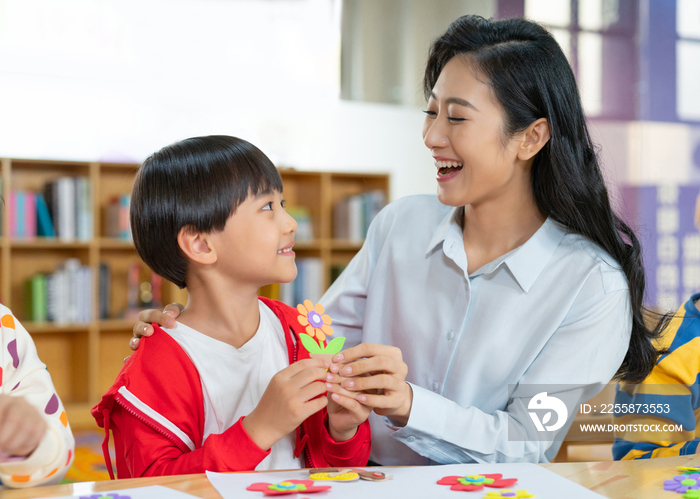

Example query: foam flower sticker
[483,490,535,498]
[665,474,700,494]
[680,467,700,475]
[438,474,518,492]
[683,490,700,499]
[246,479,331,496]
[298,300,333,342]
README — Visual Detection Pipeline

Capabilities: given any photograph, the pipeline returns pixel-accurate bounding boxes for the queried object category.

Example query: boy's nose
[284,211,297,233]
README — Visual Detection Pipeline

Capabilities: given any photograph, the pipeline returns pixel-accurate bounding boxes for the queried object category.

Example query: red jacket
[91,297,371,478]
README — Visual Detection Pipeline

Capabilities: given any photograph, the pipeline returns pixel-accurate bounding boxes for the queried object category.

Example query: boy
[92,135,371,478]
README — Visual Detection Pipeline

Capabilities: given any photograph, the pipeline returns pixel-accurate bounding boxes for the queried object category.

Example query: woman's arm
[0,310,75,488]
[328,283,632,463]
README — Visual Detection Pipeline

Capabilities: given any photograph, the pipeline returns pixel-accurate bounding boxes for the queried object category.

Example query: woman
[132,15,662,464]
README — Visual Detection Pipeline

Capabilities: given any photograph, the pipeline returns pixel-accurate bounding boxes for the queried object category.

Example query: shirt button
[432,382,439,392]
[447,330,454,340]
[407,436,416,442]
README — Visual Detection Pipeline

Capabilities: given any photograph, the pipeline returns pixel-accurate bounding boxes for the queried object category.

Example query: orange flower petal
[316,329,326,342]
[297,304,309,315]
[322,314,332,325]
[306,325,315,336]
[321,325,334,336]
[304,299,314,313]
[298,316,309,326]
[314,303,325,314]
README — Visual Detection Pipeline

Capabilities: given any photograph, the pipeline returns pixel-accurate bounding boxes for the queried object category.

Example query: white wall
[0,0,467,201]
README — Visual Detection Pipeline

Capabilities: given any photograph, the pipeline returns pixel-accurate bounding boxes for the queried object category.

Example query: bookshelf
[0,159,389,428]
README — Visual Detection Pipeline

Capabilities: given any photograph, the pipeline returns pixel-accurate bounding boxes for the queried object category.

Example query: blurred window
[525,0,637,119]
[677,0,700,121]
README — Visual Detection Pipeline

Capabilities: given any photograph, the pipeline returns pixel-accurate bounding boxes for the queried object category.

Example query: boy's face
[209,189,298,287]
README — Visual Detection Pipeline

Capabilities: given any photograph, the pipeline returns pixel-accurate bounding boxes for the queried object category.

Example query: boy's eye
[281,200,287,210]
[262,201,273,211]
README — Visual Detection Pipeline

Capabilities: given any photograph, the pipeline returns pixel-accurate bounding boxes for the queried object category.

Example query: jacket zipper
[114,391,192,453]
[292,332,316,469]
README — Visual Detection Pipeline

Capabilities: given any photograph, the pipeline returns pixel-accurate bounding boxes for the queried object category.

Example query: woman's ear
[177,226,217,265]
[517,118,551,161]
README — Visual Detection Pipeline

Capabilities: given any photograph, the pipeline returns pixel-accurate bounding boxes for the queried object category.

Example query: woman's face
[422,55,526,208]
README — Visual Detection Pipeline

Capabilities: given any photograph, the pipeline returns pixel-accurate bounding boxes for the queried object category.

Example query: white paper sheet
[36,484,201,499]
[207,463,605,499]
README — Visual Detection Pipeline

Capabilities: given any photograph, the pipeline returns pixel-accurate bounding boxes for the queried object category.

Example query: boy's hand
[326,386,372,442]
[243,359,329,451]
[0,395,47,457]
[130,303,184,350]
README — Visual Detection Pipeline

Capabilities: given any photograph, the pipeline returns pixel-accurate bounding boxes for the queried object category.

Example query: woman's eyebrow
[429,92,479,111]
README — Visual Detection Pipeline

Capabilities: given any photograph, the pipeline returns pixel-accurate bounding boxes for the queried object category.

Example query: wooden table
[3,455,699,499]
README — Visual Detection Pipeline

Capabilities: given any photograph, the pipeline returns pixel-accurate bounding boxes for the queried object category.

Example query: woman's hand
[0,395,47,457]
[326,343,413,426]
[129,303,184,350]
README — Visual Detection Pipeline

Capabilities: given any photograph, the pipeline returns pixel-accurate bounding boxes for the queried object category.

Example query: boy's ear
[177,226,217,265]
[517,117,551,161]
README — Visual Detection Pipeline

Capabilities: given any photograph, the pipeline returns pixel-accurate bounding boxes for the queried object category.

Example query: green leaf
[321,336,346,355]
[299,333,323,354]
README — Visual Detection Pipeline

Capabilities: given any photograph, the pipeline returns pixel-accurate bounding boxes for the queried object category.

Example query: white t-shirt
[162,301,302,471]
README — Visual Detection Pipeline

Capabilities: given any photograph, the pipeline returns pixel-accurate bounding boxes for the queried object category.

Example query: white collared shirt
[320,195,631,464]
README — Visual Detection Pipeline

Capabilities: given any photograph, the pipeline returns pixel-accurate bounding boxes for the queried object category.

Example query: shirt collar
[501,218,567,293]
[425,210,567,293]
[425,206,461,256]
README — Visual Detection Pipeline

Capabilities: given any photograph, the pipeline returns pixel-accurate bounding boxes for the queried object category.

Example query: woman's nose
[423,118,449,150]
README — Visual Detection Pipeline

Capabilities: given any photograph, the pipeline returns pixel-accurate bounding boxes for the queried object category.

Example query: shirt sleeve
[0,311,75,488]
[317,413,371,467]
[114,408,270,476]
[388,276,632,463]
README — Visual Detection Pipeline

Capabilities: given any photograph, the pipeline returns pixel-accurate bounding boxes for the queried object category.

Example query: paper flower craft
[246,480,331,496]
[683,490,700,499]
[310,471,360,481]
[297,300,345,357]
[680,467,700,475]
[483,490,535,498]
[665,474,700,494]
[298,300,333,342]
[438,474,518,492]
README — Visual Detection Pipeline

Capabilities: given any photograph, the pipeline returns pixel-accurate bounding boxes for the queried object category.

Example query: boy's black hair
[130,135,283,289]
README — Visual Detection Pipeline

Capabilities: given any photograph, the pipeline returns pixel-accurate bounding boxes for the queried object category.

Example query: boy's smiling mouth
[278,243,295,255]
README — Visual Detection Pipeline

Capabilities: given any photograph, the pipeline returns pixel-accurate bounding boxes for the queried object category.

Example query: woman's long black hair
[424,15,664,383]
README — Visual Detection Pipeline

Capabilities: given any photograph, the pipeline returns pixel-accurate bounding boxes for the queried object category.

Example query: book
[36,193,56,237]
[286,206,314,241]
[57,177,76,242]
[25,191,36,239]
[333,190,387,241]
[24,274,47,323]
[99,263,111,319]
